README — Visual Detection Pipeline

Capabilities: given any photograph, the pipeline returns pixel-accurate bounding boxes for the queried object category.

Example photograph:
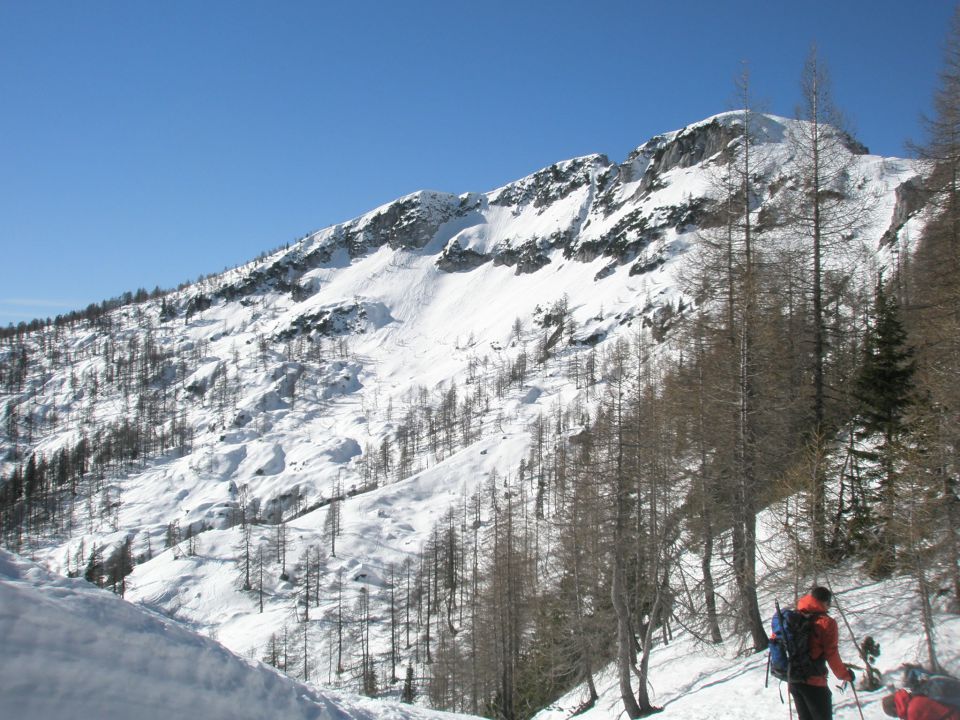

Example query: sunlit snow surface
[4,544,960,720]
[0,549,477,720]
[536,512,960,720]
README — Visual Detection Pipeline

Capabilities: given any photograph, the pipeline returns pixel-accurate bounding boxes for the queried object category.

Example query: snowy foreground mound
[0,550,471,720]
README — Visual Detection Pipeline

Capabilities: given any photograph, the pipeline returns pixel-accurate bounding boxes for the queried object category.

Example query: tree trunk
[702,526,723,645]
[612,555,643,720]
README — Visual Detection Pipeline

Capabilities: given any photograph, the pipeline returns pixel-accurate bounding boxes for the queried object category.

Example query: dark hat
[811,586,833,605]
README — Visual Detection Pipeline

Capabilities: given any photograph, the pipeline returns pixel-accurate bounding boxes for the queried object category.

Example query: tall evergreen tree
[854,278,915,577]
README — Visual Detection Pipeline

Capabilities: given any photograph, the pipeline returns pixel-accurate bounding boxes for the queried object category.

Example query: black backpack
[769,604,827,682]
[903,665,960,712]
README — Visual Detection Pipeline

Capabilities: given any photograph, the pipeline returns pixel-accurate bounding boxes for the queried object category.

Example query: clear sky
[0,0,953,328]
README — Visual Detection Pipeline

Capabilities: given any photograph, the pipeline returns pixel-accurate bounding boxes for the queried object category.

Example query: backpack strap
[798,611,829,675]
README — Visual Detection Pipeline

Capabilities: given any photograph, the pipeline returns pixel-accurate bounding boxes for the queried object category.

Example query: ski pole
[850,681,866,720]
[832,599,868,720]
[826,583,859,650]
[824,573,877,687]
[821,571,864,650]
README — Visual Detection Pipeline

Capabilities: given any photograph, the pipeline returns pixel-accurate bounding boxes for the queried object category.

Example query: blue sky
[0,1,952,327]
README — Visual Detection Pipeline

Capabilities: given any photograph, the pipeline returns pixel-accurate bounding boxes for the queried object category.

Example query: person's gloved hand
[845,667,856,684]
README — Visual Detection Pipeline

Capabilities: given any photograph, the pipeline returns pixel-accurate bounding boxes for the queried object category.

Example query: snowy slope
[536,513,960,720]
[0,549,475,720]
[0,111,932,710]
[5,533,959,720]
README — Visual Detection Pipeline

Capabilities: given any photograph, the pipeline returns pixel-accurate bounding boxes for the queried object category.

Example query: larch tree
[782,45,874,559]
[682,66,770,652]
[600,342,646,719]
[908,3,960,609]
[666,312,726,645]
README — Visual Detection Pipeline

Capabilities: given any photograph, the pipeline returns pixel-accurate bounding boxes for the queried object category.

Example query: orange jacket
[795,594,852,687]
[893,689,960,720]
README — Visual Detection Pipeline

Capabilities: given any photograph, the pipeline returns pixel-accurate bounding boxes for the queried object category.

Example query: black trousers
[789,683,833,720]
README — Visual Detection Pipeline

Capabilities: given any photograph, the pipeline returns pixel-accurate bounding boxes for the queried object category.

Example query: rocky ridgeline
[127,111,925,354]
[167,117,755,321]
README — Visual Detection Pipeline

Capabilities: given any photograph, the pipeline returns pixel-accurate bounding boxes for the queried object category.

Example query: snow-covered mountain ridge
[0,111,930,712]
[195,114,795,309]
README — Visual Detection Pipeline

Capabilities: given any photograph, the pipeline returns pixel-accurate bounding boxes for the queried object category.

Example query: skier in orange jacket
[788,587,856,720]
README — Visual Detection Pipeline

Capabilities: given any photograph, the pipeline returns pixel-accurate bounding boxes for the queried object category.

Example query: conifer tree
[681,66,769,652]
[401,665,416,704]
[909,3,960,607]
[854,278,915,577]
[783,45,873,559]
